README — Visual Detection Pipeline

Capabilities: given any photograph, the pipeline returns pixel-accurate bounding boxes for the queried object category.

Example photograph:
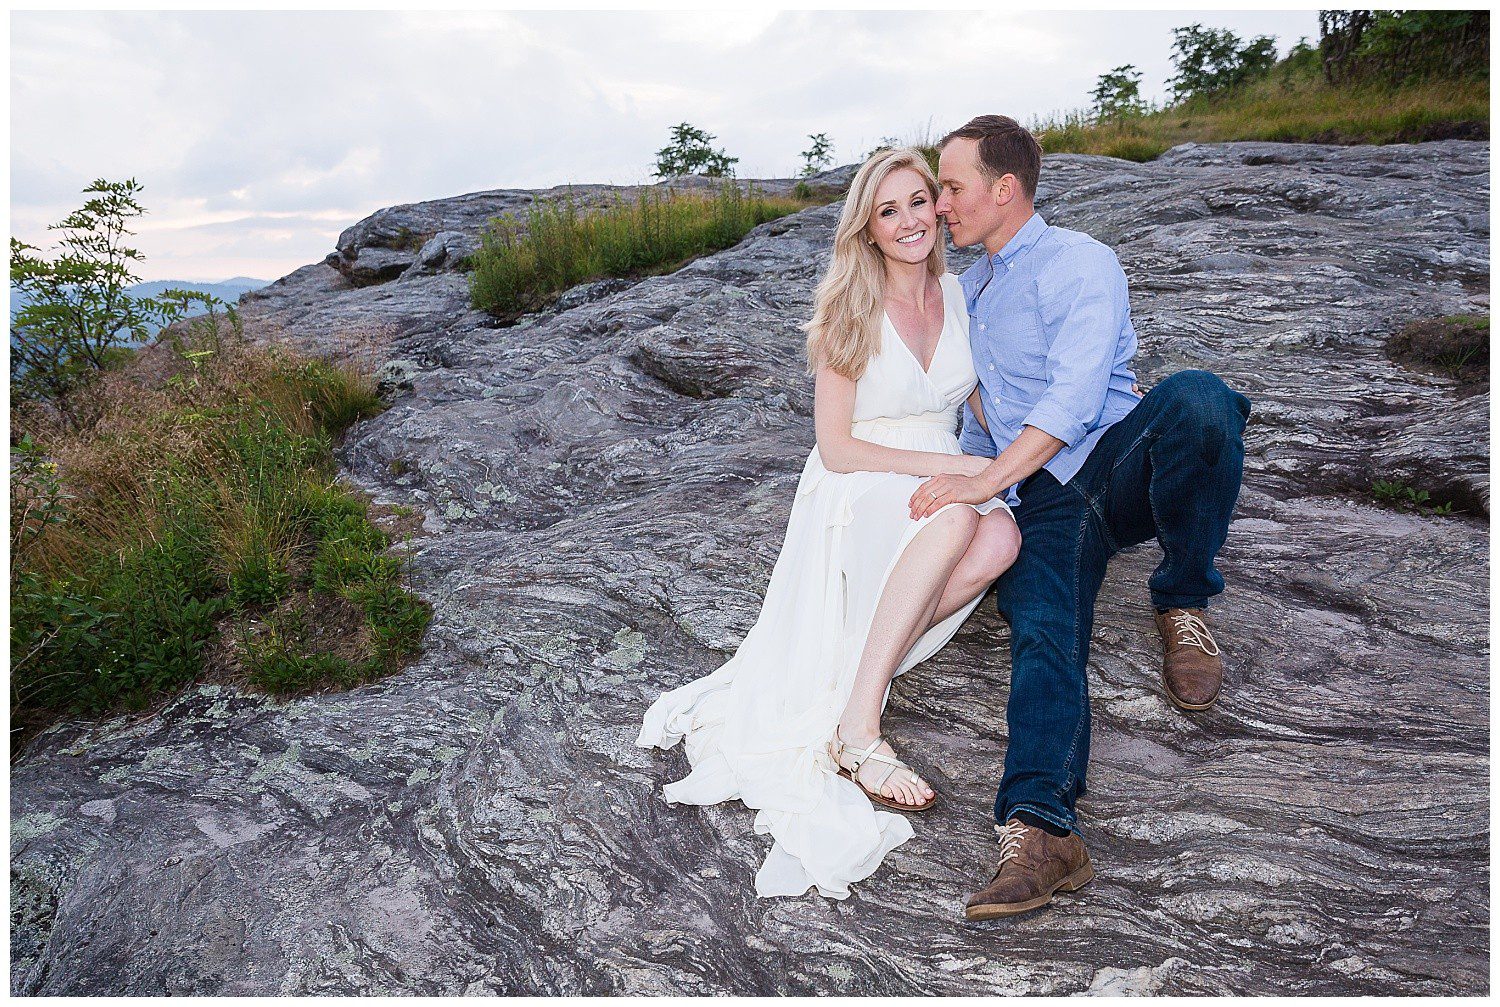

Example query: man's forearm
[979,425,1067,497]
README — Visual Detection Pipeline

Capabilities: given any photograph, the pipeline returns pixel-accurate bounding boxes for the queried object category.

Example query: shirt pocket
[999,299,1049,372]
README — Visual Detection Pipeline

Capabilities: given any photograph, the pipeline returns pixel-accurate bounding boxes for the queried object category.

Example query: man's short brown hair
[939,115,1043,201]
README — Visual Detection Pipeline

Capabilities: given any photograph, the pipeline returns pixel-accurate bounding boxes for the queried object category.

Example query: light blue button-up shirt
[958,211,1141,505]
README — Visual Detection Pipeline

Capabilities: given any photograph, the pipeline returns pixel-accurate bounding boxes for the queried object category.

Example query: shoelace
[1170,611,1220,656]
[993,821,1028,867]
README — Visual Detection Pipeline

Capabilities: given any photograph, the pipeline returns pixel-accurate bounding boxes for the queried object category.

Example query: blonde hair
[803,147,945,380]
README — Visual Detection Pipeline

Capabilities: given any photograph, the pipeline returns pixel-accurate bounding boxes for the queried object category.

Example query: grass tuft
[1031,71,1488,162]
[468,181,820,318]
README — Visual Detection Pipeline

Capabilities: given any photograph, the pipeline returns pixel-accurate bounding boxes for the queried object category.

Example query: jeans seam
[1081,422,1155,555]
[1053,502,1091,799]
[1108,424,1155,478]
[1143,428,1178,608]
[1087,490,1119,555]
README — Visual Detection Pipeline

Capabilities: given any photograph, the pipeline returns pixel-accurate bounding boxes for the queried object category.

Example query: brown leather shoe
[1155,607,1223,710]
[964,819,1094,920]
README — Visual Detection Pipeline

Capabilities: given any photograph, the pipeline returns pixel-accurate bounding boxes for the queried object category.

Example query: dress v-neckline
[883,278,948,376]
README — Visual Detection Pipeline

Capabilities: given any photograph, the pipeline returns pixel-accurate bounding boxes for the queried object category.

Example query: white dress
[636,271,1012,899]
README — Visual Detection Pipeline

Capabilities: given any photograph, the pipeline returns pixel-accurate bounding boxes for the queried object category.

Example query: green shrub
[10,319,429,736]
[1167,23,1278,103]
[10,178,227,423]
[1321,10,1489,86]
[799,133,834,177]
[1092,65,1148,122]
[243,604,364,693]
[1372,478,1457,516]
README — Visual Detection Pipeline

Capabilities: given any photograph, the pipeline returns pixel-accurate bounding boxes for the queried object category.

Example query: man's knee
[1155,369,1251,438]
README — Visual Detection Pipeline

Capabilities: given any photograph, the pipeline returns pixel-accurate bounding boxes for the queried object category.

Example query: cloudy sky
[11,9,1320,283]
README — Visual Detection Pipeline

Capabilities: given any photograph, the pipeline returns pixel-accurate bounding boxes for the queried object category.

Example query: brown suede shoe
[1155,607,1223,710]
[964,819,1094,920]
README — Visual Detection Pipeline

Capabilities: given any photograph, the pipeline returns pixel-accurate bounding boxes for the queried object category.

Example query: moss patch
[1385,314,1488,390]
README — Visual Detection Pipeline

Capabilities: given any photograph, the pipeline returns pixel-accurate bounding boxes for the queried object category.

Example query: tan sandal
[827,726,938,812]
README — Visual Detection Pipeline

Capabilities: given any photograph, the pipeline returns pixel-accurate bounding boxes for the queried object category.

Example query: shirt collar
[991,211,1047,268]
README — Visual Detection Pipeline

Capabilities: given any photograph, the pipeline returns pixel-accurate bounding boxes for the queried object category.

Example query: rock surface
[10,141,1489,995]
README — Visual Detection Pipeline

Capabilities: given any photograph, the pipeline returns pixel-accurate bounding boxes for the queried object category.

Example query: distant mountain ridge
[10,275,270,338]
[10,277,271,374]
[101,277,271,312]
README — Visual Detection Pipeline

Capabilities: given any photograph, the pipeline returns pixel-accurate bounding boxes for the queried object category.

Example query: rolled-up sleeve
[1021,242,1128,448]
[958,400,998,458]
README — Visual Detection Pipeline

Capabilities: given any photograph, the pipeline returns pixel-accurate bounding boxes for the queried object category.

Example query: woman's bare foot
[830,726,936,806]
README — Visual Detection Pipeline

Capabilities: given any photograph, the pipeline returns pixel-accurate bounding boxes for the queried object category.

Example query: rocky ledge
[10,141,1489,995]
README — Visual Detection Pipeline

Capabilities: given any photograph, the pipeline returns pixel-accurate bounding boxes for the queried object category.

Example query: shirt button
[988,364,994,370]
[979,323,987,330]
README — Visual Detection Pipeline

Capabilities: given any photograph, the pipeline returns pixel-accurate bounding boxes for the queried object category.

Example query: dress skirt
[636,410,1012,898]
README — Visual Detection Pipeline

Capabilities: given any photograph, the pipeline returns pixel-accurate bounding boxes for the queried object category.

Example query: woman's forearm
[819,435,975,477]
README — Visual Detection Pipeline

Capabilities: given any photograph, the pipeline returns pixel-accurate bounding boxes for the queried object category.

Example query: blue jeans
[992,370,1252,835]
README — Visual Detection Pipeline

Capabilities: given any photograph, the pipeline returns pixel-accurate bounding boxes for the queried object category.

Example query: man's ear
[992,173,1019,208]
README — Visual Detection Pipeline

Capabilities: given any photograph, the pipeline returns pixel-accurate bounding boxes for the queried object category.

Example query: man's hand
[911,427,1066,520]
[908,472,996,520]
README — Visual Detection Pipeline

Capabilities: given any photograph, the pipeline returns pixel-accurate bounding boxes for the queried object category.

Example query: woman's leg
[836,505,978,805]
[929,509,1023,627]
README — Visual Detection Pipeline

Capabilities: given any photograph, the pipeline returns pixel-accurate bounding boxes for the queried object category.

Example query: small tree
[653,123,739,178]
[798,133,835,177]
[1318,10,1376,84]
[1167,23,1278,102]
[1319,10,1489,85]
[1091,64,1147,122]
[863,135,902,159]
[10,177,220,424]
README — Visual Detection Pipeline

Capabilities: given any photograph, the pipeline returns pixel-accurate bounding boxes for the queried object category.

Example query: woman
[636,147,1022,899]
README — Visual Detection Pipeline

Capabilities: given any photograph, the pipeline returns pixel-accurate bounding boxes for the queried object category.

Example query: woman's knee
[978,514,1022,578]
[941,503,981,539]
[959,513,1021,583]
[924,504,979,553]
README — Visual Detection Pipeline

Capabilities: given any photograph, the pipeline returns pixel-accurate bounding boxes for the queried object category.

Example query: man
[909,115,1251,920]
